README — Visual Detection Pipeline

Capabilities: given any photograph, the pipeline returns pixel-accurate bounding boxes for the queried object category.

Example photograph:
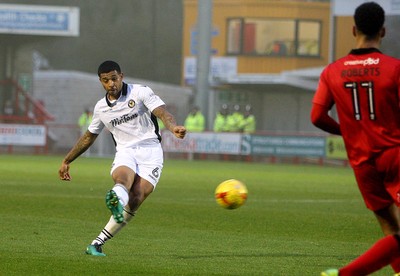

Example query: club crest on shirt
[128,100,135,108]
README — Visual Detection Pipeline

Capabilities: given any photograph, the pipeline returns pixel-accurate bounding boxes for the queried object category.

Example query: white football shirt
[88,83,165,151]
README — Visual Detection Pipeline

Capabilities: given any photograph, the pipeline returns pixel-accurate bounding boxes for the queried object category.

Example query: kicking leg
[86,168,137,256]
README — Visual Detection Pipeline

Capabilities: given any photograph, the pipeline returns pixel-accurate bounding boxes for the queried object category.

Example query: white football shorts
[110,143,164,187]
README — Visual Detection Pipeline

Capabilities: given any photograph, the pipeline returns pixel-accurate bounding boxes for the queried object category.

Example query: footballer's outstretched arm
[153,105,186,139]
[58,131,98,180]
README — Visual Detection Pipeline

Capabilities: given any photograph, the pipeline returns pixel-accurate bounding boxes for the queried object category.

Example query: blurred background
[0,0,399,160]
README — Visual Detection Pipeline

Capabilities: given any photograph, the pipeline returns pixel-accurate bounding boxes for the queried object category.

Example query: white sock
[112,184,129,207]
[92,208,136,245]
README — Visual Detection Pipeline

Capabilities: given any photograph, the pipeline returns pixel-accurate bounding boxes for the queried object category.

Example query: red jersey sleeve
[312,67,335,108]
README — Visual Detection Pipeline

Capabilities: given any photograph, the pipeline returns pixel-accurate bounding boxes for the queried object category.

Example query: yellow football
[215,179,248,209]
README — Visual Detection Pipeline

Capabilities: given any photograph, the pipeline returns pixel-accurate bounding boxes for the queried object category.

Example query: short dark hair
[354,2,385,38]
[97,60,121,76]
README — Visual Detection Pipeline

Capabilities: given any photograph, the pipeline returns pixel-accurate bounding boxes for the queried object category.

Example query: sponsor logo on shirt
[344,57,380,66]
[110,113,138,127]
[341,57,381,77]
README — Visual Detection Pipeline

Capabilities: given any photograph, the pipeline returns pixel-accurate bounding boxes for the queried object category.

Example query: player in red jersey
[311,2,400,275]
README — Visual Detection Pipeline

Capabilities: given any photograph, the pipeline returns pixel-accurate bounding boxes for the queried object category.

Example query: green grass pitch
[0,154,393,275]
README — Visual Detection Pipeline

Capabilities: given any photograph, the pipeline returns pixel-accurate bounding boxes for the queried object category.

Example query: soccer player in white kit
[58,60,186,256]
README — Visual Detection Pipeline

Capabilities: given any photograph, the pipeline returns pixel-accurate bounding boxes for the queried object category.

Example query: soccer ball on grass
[215,179,248,209]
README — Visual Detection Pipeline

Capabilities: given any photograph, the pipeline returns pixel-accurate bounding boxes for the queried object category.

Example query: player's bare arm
[152,105,176,130]
[153,105,186,139]
[58,131,98,180]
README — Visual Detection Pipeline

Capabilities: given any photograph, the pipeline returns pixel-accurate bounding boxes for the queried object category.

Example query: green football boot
[85,244,106,256]
[106,189,124,223]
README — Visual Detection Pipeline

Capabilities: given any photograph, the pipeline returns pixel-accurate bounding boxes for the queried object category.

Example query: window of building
[297,21,321,56]
[226,18,321,57]
[227,18,242,54]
